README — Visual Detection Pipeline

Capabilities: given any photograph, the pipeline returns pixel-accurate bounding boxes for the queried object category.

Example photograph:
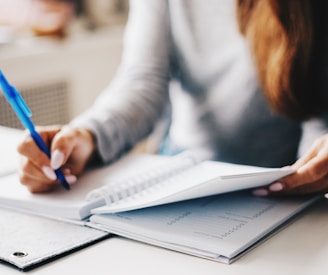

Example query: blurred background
[0,0,129,129]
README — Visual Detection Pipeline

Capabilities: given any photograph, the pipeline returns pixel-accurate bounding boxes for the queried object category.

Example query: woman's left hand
[253,133,328,196]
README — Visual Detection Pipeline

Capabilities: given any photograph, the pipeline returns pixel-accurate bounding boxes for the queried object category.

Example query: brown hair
[236,0,328,120]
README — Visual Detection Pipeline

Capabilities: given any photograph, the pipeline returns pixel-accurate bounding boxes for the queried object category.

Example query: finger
[292,177,328,195]
[292,140,326,171]
[254,181,326,197]
[294,135,328,168]
[274,149,328,192]
[50,126,79,168]
[252,176,328,197]
[292,135,328,170]
[274,177,328,196]
[268,135,328,195]
[19,156,55,184]
[294,152,328,186]
[292,149,317,170]
[50,126,95,174]
[18,138,57,181]
[24,179,56,193]
[17,126,63,170]
[19,158,57,193]
[17,131,51,167]
[19,157,76,192]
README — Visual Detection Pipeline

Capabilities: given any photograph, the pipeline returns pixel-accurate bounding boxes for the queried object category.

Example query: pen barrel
[0,70,70,190]
[54,169,70,190]
[30,130,70,190]
[30,130,51,159]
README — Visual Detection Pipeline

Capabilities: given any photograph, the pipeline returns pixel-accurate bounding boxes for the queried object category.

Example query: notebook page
[91,161,293,213]
[0,154,170,220]
[90,191,317,260]
[0,126,23,177]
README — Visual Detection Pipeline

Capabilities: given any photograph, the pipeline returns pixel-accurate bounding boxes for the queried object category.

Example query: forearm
[70,0,170,163]
[71,69,170,163]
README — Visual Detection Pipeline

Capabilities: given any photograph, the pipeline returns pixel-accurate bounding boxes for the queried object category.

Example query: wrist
[80,128,102,166]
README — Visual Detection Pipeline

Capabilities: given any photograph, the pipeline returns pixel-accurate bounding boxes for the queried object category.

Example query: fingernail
[269,182,284,192]
[42,166,57,181]
[65,174,77,185]
[51,150,64,170]
[252,188,269,197]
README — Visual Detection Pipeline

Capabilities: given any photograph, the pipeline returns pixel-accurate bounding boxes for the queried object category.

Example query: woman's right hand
[17,125,97,193]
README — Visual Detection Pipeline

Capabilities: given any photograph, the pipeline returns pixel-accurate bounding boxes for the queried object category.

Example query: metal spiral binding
[85,151,199,205]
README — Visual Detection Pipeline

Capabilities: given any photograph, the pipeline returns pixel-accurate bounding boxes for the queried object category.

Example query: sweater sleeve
[70,0,170,163]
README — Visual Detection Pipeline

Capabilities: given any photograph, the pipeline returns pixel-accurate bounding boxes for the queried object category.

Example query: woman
[17,0,328,196]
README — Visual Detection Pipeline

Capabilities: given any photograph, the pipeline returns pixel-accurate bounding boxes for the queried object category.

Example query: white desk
[0,199,327,275]
[1,126,328,274]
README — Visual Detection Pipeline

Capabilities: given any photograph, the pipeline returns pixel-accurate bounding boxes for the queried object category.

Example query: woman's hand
[17,125,96,193]
[253,133,328,197]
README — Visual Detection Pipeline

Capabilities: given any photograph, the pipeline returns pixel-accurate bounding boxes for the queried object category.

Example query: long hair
[236,0,328,120]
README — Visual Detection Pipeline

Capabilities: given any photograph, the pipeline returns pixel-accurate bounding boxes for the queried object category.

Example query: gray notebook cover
[0,208,110,271]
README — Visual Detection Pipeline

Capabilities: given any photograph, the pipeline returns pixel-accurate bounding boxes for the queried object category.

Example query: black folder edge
[0,232,111,272]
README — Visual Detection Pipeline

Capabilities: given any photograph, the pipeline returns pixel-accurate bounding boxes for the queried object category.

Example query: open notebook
[0,151,295,221]
[89,191,318,264]
[0,146,320,264]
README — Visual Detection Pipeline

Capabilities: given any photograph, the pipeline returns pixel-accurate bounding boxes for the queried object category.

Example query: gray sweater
[71,0,328,167]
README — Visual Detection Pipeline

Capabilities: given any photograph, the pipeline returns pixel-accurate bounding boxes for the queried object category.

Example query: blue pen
[0,70,70,190]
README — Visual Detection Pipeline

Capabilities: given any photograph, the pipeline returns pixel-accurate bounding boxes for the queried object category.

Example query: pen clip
[13,87,32,117]
[0,70,32,117]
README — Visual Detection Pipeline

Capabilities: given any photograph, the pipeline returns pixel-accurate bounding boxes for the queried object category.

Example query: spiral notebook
[0,143,319,264]
[0,151,294,221]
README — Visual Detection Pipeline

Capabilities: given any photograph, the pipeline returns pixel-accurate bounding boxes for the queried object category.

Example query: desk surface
[0,199,327,275]
[1,126,328,275]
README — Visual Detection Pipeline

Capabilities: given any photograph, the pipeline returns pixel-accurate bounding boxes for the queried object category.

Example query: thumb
[50,126,96,174]
[50,126,77,170]
[50,149,66,170]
